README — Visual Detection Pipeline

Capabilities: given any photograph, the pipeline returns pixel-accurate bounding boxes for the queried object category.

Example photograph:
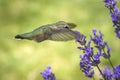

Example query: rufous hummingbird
[15,21,81,42]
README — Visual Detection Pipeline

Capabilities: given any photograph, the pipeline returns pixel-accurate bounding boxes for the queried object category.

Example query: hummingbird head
[55,21,76,29]
[67,22,76,29]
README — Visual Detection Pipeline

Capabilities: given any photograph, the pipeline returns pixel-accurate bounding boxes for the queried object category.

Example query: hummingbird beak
[15,35,24,40]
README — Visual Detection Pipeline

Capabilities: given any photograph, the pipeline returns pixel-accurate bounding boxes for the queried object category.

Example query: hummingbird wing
[48,28,80,41]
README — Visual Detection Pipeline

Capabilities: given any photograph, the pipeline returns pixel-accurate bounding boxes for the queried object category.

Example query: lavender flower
[80,55,94,78]
[115,27,120,38]
[77,29,112,79]
[102,42,111,58]
[75,31,86,45]
[104,0,120,38]
[91,29,104,46]
[40,66,56,80]
[91,29,111,59]
[93,52,101,65]
[102,66,113,80]
[113,65,120,79]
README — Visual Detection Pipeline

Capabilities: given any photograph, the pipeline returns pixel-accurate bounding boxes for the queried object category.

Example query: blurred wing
[48,28,78,41]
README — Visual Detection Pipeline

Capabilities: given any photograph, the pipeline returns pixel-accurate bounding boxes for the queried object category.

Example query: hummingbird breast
[32,33,45,42]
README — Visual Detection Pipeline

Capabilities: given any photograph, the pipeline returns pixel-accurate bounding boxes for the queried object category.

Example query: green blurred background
[0,0,120,80]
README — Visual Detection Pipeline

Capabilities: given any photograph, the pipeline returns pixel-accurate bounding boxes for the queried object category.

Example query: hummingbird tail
[15,35,25,40]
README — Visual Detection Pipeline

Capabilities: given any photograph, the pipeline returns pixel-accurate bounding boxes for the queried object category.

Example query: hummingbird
[15,21,82,42]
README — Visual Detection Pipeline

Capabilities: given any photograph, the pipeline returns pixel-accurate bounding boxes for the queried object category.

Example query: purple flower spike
[115,27,120,38]
[40,66,56,80]
[103,0,120,39]
[92,29,97,35]
[113,65,120,79]
[93,52,101,66]
[91,30,103,46]
[102,66,112,80]
[76,33,86,45]
[80,55,94,78]
[77,29,112,79]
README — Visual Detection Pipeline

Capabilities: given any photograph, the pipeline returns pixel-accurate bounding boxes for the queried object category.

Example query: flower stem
[96,65,105,79]
[92,76,96,80]
[102,47,114,69]
[91,57,105,79]
[108,58,114,69]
